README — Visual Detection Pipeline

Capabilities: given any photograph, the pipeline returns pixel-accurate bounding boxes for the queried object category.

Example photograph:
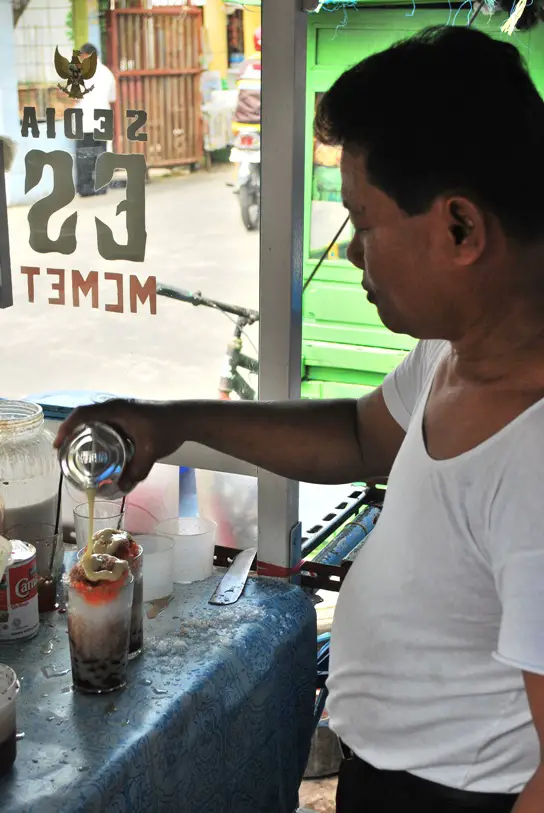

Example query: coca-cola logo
[15,575,37,600]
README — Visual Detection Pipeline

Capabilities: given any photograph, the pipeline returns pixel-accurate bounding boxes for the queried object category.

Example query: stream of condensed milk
[85,488,96,561]
[80,488,127,584]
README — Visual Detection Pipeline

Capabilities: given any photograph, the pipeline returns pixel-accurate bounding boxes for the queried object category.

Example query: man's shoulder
[504,398,544,454]
[382,340,448,430]
[486,396,544,514]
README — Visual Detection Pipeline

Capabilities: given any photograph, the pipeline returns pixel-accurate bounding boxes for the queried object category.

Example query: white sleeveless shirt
[327,339,543,793]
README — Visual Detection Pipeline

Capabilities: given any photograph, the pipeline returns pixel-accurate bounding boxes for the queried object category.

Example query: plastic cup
[65,569,134,694]
[5,523,63,613]
[155,518,216,584]
[0,665,20,778]
[134,534,174,601]
[74,501,125,552]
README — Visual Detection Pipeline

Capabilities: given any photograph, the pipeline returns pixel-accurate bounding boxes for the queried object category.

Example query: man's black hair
[315,26,544,242]
[80,43,98,56]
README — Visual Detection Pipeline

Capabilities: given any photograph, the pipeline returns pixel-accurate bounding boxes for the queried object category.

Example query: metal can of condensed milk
[58,421,134,499]
[0,540,39,642]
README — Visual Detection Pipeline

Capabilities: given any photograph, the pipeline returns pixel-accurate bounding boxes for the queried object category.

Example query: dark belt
[339,742,518,810]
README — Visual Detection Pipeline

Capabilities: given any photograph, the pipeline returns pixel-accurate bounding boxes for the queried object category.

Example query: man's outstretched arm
[55,388,405,492]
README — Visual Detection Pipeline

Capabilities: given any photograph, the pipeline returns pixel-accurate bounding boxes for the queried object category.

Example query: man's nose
[347,236,364,269]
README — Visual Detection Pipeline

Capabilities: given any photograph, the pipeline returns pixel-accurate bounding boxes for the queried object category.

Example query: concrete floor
[299,777,338,812]
[3,165,259,402]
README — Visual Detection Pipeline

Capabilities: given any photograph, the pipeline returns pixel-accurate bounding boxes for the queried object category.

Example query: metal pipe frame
[0,143,13,309]
[256,0,307,576]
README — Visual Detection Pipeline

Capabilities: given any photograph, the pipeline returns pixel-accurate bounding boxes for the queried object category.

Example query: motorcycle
[230,128,261,231]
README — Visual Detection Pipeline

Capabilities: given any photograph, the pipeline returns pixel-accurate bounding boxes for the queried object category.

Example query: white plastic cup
[135,534,175,601]
[155,518,216,584]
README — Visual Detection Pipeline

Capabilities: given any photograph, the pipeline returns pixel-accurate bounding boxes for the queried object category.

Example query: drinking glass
[74,501,125,552]
[5,523,63,612]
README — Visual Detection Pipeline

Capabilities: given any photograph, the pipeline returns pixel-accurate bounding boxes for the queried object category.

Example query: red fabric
[257,560,303,578]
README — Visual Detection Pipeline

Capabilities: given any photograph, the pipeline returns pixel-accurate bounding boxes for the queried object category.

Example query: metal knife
[209,546,257,605]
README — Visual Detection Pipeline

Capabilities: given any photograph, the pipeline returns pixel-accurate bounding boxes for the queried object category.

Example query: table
[0,571,316,813]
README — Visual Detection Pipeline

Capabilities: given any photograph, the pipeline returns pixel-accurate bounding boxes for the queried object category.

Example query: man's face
[341,149,455,338]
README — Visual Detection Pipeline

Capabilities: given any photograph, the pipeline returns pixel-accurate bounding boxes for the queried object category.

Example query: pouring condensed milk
[58,423,133,582]
[60,425,135,693]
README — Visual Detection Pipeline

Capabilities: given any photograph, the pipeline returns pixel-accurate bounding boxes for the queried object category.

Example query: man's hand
[513,672,544,811]
[54,399,180,493]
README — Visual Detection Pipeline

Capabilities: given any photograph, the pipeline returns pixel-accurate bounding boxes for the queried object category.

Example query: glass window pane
[2,1,261,407]
[309,92,352,260]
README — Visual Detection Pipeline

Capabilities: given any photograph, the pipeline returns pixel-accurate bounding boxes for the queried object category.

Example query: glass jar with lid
[0,401,59,535]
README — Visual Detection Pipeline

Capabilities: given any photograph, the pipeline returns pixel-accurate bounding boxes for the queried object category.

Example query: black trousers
[336,750,518,813]
[75,133,107,197]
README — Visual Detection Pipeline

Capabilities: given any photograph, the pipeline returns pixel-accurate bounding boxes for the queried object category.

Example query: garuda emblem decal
[54,47,97,100]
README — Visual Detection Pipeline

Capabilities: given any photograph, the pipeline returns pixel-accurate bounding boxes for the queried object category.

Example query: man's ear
[442,196,487,265]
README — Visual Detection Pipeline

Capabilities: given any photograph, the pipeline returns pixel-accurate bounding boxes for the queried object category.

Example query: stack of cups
[155,518,217,584]
[134,535,175,602]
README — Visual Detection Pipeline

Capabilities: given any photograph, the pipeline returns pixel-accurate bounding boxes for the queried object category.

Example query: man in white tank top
[57,24,544,813]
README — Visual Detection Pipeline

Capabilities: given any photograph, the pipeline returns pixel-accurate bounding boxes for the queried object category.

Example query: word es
[21,107,147,143]
[21,266,157,315]
[25,150,146,263]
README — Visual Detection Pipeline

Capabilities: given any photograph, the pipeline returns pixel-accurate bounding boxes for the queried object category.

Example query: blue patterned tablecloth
[0,571,316,813]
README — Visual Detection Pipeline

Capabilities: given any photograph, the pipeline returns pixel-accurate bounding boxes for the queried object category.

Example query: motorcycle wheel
[239,184,260,231]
